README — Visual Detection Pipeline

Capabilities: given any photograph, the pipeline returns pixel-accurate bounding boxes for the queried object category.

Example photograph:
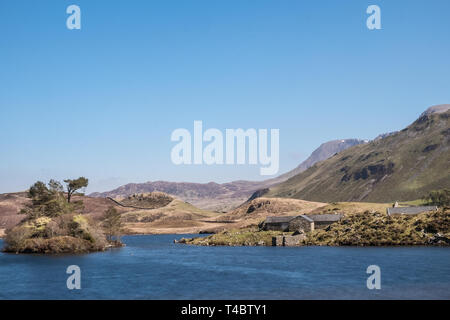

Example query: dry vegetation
[2,186,449,249]
[178,227,285,246]
[308,201,391,215]
[4,214,108,254]
[115,192,174,209]
[0,192,30,231]
[305,209,450,246]
[182,209,450,247]
[1,179,122,254]
[0,191,227,237]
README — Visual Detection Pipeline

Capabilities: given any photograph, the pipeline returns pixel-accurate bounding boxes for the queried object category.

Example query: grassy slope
[117,198,226,234]
[267,111,450,203]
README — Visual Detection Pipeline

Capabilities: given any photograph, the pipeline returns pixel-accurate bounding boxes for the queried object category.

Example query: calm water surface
[0,235,449,299]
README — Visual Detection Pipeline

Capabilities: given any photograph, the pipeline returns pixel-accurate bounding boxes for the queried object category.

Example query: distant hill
[267,105,450,203]
[90,180,263,212]
[215,197,326,224]
[90,139,365,211]
[0,192,30,232]
[113,192,174,209]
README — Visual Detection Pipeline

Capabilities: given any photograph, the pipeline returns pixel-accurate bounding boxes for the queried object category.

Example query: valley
[1,105,449,248]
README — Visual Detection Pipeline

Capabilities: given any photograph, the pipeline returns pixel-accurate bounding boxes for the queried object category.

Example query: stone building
[262,216,295,231]
[262,213,342,233]
[287,215,315,232]
[306,214,343,229]
[265,213,344,246]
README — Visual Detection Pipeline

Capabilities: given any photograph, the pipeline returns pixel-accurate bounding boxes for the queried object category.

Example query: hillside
[89,139,364,211]
[267,105,450,203]
[268,139,367,184]
[119,197,226,234]
[0,192,30,233]
[0,191,225,237]
[209,197,327,230]
[112,192,174,209]
[90,180,262,212]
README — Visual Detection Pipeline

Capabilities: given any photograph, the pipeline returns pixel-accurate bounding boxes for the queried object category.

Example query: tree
[102,206,122,242]
[64,177,88,203]
[29,181,53,204]
[22,180,73,219]
[48,179,64,193]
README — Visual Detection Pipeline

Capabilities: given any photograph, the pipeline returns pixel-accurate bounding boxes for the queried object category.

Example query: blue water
[0,235,449,299]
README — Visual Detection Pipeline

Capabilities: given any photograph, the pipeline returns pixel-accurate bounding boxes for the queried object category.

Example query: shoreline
[2,230,448,248]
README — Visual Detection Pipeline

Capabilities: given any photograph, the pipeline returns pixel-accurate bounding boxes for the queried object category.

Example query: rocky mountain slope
[267,105,450,203]
[90,139,365,211]
[269,139,367,184]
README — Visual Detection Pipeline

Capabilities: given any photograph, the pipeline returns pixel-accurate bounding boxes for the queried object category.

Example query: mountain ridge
[90,139,366,211]
[266,105,450,202]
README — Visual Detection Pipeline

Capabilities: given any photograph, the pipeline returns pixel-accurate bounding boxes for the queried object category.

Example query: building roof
[387,206,438,216]
[305,214,343,222]
[297,215,314,223]
[264,216,296,223]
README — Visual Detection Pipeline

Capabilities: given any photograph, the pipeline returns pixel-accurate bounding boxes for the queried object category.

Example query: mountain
[374,131,398,141]
[268,139,367,184]
[90,180,263,212]
[266,105,450,203]
[90,139,365,211]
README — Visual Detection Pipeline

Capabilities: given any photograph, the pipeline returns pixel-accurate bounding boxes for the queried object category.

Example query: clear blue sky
[1,0,449,193]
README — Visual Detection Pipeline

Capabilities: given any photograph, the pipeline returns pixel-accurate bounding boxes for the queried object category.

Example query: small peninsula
[178,208,450,247]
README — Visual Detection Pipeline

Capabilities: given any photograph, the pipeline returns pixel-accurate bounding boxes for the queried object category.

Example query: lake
[0,235,449,299]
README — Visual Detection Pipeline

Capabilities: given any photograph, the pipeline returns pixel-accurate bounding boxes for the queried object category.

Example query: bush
[4,226,34,253]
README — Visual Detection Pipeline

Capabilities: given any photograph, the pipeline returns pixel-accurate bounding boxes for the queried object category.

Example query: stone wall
[265,222,290,231]
[272,235,306,246]
[288,216,314,232]
[272,236,284,246]
[284,235,305,246]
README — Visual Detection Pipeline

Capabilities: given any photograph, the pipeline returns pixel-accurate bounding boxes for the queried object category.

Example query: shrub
[4,226,34,253]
